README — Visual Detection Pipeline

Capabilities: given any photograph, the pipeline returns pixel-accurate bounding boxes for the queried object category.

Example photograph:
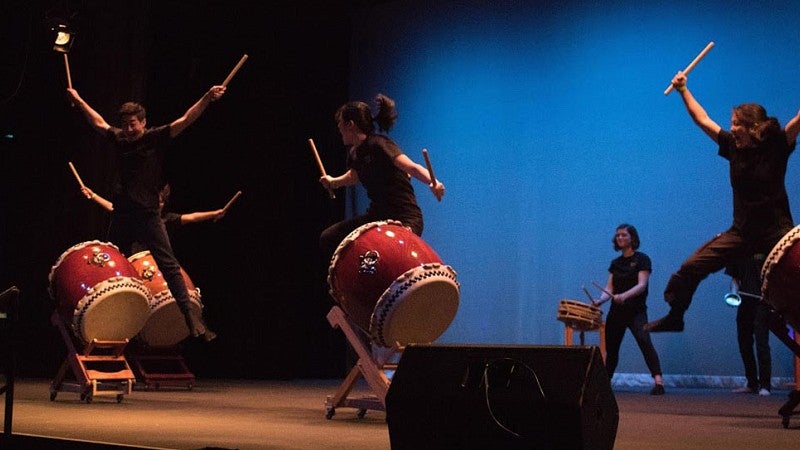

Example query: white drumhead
[138,290,203,347]
[370,263,460,348]
[74,276,151,343]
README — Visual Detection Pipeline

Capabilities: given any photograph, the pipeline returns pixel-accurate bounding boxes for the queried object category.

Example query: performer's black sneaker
[644,313,684,332]
[650,384,665,395]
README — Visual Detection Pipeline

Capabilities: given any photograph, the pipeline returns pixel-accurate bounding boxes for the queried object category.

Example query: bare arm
[169,85,226,138]
[67,89,111,133]
[81,186,114,212]
[392,154,445,200]
[320,169,359,190]
[180,209,226,224]
[785,108,800,145]
[671,71,722,143]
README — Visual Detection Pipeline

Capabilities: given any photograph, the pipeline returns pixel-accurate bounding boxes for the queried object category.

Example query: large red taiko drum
[48,241,151,343]
[762,225,800,330]
[328,220,460,348]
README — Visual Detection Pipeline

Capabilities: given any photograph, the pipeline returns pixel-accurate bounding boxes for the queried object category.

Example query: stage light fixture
[52,23,75,53]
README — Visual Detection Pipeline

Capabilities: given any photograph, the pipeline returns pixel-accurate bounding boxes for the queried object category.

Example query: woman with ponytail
[319,94,445,259]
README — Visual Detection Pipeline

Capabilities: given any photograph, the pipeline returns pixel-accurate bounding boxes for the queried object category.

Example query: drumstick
[663,41,715,95]
[591,280,614,305]
[63,53,72,89]
[308,138,335,199]
[582,285,598,306]
[68,161,85,189]
[222,190,242,212]
[422,148,441,202]
[222,54,248,87]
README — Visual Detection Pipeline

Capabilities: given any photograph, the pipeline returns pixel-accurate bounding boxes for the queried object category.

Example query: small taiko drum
[48,241,151,343]
[128,250,203,347]
[328,220,460,348]
[762,225,800,330]
[557,299,603,332]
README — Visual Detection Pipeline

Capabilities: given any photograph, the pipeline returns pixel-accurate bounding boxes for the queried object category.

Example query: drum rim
[48,240,123,299]
[761,224,800,300]
[71,275,151,343]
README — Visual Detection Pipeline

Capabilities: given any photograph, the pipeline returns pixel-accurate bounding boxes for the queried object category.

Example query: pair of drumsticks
[307,138,442,201]
[68,161,242,216]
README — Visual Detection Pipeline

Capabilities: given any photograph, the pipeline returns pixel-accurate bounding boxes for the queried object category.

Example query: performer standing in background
[646,70,800,333]
[66,85,226,342]
[318,94,445,259]
[594,224,665,395]
[725,254,772,396]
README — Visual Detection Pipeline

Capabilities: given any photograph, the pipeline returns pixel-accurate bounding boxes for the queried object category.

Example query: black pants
[663,229,786,314]
[605,307,662,379]
[108,210,195,324]
[737,299,772,390]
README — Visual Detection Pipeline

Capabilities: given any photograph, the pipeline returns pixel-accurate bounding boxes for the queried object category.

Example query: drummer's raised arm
[785,108,800,145]
[67,88,111,133]
[671,72,721,143]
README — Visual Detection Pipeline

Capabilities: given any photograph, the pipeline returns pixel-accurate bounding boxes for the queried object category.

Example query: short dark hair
[118,102,146,121]
[613,223,640,251]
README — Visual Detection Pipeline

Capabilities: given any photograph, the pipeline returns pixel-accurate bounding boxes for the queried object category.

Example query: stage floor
[3,378,800,449]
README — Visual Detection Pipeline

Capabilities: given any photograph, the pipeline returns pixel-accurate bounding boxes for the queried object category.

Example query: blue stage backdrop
[345,0,800,379]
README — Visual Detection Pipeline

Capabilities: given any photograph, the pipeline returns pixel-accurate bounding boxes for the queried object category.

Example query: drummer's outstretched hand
[430,180,445,201]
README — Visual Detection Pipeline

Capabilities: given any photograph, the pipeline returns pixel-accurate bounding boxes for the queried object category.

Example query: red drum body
[762,225,800,329]
[328,220,460,347]
[48,241,151,344]
[128,251,203,347]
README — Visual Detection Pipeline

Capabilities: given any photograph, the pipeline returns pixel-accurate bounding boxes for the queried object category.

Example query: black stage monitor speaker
[385,344,618,450]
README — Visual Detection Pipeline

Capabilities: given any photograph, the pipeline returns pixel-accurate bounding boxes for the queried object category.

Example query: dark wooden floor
[2,378,800,449]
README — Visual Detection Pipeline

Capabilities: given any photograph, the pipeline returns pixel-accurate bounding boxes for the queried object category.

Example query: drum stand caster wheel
[83,394,93,404]
[325,407,335,420]
[782,415,790,429]
[357,409,367,419]
[49,391,57,401]
[116,394,124,403]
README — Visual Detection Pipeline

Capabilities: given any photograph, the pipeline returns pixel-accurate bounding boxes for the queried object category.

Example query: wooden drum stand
[49,311,135,403]
[324,306,401,419]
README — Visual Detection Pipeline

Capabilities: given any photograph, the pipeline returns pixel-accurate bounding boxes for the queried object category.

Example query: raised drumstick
[422,149,441,202]
[308,138,335,199]
[582,285,598,306]
[664,41,715,95]
[68,161,85,189]
[222,54,248,87]
[63,53,72,89]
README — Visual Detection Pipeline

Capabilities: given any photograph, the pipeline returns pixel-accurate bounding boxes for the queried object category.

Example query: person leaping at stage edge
[646,71,800,332]
[65,85,226,342]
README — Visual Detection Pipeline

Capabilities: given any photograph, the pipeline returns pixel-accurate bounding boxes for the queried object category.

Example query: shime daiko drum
[762,225,800,330]
[128,250,203,347]
[48,241,151,343]
[328,220,460,348]
[557,299,603,332]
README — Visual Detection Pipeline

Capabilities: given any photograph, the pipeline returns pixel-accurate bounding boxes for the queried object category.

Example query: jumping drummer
[318,93,445,260]
[66,85,226,342]
[646,70,800,333]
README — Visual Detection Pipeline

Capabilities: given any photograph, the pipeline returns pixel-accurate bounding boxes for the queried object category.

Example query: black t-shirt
[608,251,651,312]
[718,129,794,238]
[105,125,171,212]
[348,133,422,225]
